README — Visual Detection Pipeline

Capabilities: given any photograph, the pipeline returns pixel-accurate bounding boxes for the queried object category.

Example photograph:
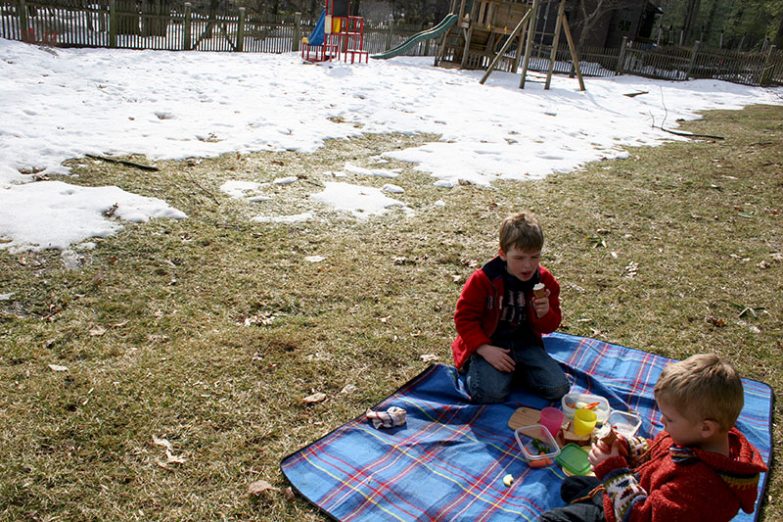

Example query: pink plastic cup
[539,407,564,437]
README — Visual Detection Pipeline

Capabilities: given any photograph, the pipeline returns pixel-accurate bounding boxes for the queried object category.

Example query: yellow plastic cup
[573,408,597,436]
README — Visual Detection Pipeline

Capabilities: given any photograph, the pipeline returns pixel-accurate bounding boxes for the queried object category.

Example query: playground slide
[307,10,326,46]
[371,14,458,60]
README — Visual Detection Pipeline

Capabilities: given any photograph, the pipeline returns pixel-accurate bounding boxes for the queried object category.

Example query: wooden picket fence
[0,0,438,55]
[1,0,781,86]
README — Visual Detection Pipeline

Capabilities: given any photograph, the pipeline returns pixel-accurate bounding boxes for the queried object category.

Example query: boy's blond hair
[654,353,743,431]
[499,212,544,253]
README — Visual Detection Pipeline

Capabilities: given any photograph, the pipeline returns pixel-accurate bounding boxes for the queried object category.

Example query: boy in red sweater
[539,353,768,522]
[451,212,568,403]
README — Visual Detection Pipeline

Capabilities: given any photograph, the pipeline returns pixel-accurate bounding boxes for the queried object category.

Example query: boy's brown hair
[654,353,744,431]
[499,212,544,253]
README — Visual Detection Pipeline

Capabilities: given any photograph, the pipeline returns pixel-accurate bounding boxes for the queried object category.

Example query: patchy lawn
[1,104,781,521]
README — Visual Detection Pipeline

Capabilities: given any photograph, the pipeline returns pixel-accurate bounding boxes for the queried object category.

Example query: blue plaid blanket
[281,333,773,521]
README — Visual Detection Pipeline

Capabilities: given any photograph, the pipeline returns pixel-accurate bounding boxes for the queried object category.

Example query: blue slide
[307,10,326,46]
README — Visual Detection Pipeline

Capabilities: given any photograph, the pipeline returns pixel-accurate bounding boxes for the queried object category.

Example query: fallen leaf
[589,235,607,248]
[103,203,119,218]
[420,353,439,362]
[48,364,68,372]
[112,320,129,328]
[242,312,276,327]
[164,449,185,464]
[152,435,173,452]
[302,392,327,405]
[706,316,726,327]
[340,384,357,394]
[622,262,638,279]
[89,326,106,337]
[283,486,295,500]
[154,442,186,469]
[248,480,278,496]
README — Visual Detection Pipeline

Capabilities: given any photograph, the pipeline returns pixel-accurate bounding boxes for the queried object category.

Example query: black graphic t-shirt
[492,269,537,347]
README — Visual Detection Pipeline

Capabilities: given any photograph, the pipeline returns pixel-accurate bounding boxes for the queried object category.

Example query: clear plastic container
[606,410,642,437]
[514,424,561,468]
[561,392,611,423]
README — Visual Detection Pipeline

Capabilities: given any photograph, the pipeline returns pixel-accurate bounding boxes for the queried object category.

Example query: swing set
[436,0,585,91]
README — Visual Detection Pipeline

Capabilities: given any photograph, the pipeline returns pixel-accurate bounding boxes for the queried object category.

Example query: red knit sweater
[451,258,561,369]
[593,428,767,522]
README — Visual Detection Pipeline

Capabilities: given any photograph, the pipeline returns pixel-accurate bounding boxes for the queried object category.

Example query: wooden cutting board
[507,407,542,431]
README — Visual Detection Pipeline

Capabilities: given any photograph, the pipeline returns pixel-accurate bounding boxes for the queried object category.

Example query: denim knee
[469,381,509,403]
[537,381,570,402]
[465,355,512,403]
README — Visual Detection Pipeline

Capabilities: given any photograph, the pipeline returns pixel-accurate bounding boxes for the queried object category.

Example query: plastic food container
[556,443,592,476]
[606,410,642,437]
[561,392,611,423]
[514,424,561,468]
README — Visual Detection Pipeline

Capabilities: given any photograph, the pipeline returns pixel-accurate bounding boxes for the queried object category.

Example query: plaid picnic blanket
[281,332,773,521]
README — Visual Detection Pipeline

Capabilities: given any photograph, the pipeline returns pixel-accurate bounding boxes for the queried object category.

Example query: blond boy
[540,354,767,522]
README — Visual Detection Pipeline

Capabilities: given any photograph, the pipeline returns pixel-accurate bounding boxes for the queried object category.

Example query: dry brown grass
[1,104,781,521]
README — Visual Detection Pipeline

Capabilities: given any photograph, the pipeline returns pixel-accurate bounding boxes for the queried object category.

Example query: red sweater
[451,257,561,369]
[594,428,767,522]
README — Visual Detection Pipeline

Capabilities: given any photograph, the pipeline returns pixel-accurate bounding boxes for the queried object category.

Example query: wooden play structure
[301,0,368,64]
[435,0,585,90]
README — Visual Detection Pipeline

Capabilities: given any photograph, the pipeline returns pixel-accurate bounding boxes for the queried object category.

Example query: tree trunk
[682,0,701,45]
[775,10,783,48]
[206,0,219,37]
[703,0,719,46]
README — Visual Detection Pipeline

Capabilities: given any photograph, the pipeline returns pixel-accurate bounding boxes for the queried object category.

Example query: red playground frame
[301,0,368,64]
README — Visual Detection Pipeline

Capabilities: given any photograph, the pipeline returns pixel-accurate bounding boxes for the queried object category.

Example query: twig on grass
[86,154,159,171]
[182,171,221,205]
[657,127,725,140]
[650,87,724,140]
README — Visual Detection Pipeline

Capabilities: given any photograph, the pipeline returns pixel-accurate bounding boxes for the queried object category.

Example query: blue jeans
[464,341,569,403]
[538,476,605,522]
